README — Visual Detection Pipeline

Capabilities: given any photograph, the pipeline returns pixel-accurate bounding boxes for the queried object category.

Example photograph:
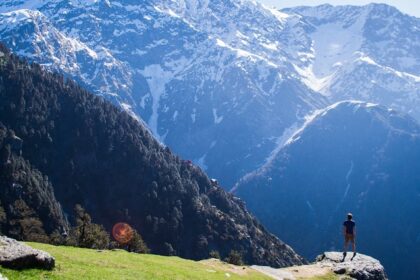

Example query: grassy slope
[0,243,340,280]
[0,243,271,280]
[298,273,340,280]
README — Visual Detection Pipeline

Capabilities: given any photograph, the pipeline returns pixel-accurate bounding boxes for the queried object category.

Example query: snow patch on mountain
[286,4,420,120]
[283,101,365,146]
[1,0,418,188]
[290,6,367,95]
[293,64,333,93]
[356,54,420,82]
[121,103,140,122]
[265,122,302,165]
[0,7,132,105]
[265,6,289,22]
[214,37,277,67]
[212,108,223,124]
[343,160,354,198]
[310,12,366,77]
[140,64,174,142]
[0,0,48,13]
[196,153,208,170]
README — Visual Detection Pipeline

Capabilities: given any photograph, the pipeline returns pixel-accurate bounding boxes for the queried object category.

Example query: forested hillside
[0,45,304,267]
[0,124,68,241]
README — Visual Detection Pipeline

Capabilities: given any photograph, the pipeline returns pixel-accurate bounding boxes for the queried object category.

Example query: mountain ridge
[235,100,420,280]
[1,1,418,188]
[0,45,304,267]
[0,1,418,278]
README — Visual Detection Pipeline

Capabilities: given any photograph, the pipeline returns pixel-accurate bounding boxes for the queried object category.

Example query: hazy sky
[258,0,420,17]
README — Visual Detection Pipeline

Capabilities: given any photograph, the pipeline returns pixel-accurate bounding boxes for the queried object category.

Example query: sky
[258,0,420,17]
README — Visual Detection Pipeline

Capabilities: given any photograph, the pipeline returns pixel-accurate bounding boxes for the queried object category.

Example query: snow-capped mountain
[286,4,420,119]
[1,1,419,278]
[0,0,327,187]
[0,7,133,106]
[235,101,420,280]
[0,1,418,189]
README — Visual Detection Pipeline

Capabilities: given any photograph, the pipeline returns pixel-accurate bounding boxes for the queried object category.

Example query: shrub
[225,250,243,266]
[49,230,66,245]
[8,199,50,243]
[0,201,6,231]
[126,229,149,254]
[209,250,221,259]
[71,204,110,249]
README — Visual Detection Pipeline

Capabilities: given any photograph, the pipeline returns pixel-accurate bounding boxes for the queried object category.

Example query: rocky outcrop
[316,252,387,280]
[0,236,55,270]
[252,251,387,280]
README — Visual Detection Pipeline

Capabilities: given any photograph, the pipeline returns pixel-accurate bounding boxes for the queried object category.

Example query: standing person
[343,213,356,260]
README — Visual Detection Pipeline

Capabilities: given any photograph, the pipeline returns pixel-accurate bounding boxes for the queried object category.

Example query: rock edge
[316,251,388,280]
[0,236,55,270]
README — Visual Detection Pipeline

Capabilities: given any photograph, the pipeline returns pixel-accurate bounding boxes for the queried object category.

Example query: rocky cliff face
[316,252,387,280]
[252,251,387,280]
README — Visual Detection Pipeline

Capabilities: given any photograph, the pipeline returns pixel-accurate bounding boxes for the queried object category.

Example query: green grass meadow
[0,243,271,280]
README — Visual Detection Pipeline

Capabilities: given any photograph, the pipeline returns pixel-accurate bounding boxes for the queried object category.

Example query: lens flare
[112,223,134,244]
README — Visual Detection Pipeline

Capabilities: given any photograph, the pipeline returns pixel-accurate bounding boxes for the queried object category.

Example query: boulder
[316,252,387,280]
[0,236,54,270]
[252,251,388,280]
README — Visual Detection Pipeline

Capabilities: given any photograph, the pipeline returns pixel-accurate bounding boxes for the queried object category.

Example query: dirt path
[199,258,257,276]
[251,263,332,280]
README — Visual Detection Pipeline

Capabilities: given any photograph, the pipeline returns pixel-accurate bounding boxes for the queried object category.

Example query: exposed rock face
[316,252,387,280]
[0,236,55,270]
[252,251,387,280]
[252,252,388,280]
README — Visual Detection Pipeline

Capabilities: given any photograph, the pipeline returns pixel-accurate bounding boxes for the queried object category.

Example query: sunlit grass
[298,272,341,280]
[0,242,271,280]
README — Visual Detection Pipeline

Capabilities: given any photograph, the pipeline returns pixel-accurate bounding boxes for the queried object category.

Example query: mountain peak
[365,2,405,16]
[0,8,44,22]
[0,0,50,13]
[286,100,420,146]
[283,3,406,22]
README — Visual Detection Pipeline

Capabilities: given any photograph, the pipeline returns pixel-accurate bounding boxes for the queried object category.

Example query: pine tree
[126,229,149,254]
[9,199,49,242]
[0,200,6,233]
[225,250,243,266]
[71,204,110,249]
